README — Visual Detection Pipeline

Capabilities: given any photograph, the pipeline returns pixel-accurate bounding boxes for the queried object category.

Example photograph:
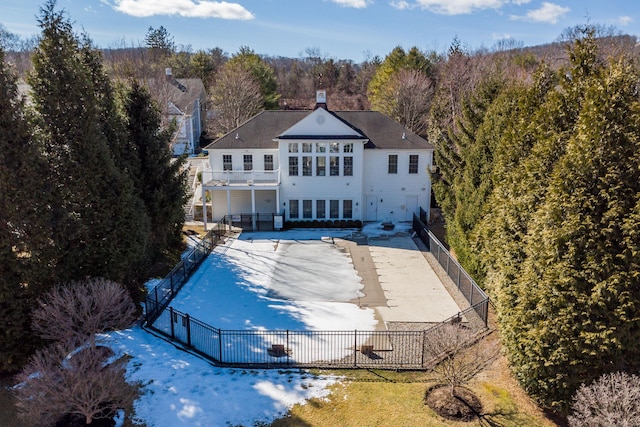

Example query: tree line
[430,25,640,417]
[0,1,187,373]
[3,1,640,421]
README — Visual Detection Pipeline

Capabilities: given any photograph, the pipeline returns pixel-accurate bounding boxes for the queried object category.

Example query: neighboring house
[200,91,434,225]
[151,69,207,156]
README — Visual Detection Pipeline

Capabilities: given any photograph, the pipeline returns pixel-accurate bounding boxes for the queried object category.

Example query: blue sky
[2,0,638,62]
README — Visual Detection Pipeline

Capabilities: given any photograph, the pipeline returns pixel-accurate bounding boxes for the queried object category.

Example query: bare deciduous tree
[425,323,497,395]
[388,69,434,136]
[209,63,263,135]
[568,372,640,427]
[14,342,136,426]
[31,278,137,350]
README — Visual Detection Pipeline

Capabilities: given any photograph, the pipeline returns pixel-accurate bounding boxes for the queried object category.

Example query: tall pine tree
[431,73,507,280]
[479,28,640,412]
[121,80,187,272]
[507,53,640,412]
[0,47,46,372]
[28,1,148,294]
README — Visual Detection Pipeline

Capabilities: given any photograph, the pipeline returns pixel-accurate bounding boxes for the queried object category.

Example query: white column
[226,187,231,232]
[201,185,208,231]
[251,188,256,230]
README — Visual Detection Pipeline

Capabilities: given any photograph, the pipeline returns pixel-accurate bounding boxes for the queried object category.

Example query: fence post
[186,314,192,347]
[286,330,290,365]
[219,329,223,363]
[169,307,175,339]
[354,330,358,367]
[154,286,158,307]
[446,253,450,275]
[421,330,426,367]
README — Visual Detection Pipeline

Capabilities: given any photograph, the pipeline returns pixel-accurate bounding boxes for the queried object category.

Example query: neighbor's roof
[146,77,206,116]
[167,78,206,116]
[206,109,432,150]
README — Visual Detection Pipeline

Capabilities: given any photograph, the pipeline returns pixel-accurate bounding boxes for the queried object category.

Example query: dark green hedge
[284,219,363,230]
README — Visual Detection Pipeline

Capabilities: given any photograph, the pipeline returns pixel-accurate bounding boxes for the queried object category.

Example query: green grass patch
[270,364,558,427]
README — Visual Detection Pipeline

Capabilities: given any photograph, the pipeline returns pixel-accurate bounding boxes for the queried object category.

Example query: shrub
[568,372,640,427]
[31,278,137,350]
[14,342,136,426]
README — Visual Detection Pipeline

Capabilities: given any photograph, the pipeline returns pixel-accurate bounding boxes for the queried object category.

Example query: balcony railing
[201,169,281,187]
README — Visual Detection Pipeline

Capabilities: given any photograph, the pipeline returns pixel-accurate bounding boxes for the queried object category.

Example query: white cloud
[492,32,512,40]
[331,0,372,8]
[390,0,411,10]
[414,0,508,15]
[511,2,569,24]
[618,16,633,26]
[109,0,255,20]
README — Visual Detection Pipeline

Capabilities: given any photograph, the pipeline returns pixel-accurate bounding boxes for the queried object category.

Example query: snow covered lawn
[105,225,411,426]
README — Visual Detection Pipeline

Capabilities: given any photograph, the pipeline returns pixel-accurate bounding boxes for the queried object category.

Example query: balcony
[201,169,281,187]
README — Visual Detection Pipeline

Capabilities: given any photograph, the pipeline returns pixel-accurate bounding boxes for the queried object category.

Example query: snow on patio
[105,224,415,426]
[170,230,378,331]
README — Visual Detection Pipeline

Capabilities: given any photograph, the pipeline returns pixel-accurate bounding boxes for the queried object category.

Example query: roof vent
[402,132,406,140]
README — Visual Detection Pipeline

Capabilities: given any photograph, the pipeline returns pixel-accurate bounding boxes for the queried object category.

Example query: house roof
[206,108,432,150]
[146,77,206,117]
[168,78,206,116]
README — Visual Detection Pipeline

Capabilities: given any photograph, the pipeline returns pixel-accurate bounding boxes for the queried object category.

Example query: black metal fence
[147,304,484,369]
[413,209,489,325]
[224,213,281,232]
[144,220,227,324]
[142,210,490,369]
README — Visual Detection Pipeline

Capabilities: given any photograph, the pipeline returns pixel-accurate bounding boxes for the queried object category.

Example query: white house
[200,91,433,227]
[148,69,207,156]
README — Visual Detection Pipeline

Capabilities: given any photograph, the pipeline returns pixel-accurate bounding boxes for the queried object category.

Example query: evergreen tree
[506,53,640,412]
[431,74,507,280]
[478,28,640,412]
[28,1,148,293]
[122,80,187,270]
[145,25,175,62]
[0,47,45,372]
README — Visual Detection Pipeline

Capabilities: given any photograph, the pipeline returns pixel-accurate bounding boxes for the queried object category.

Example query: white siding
[209,149,279,172]
[362,149,432,222]
[279,140,365,220]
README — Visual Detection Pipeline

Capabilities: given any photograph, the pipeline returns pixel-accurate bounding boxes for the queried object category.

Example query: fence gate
[170,308,190,346]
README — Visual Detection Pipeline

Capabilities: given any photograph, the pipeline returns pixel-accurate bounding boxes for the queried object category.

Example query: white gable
[278,108,363,138]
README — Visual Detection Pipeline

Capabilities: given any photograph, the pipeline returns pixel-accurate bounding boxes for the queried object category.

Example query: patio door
[405,196,418,221]
[366,196,378,221]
